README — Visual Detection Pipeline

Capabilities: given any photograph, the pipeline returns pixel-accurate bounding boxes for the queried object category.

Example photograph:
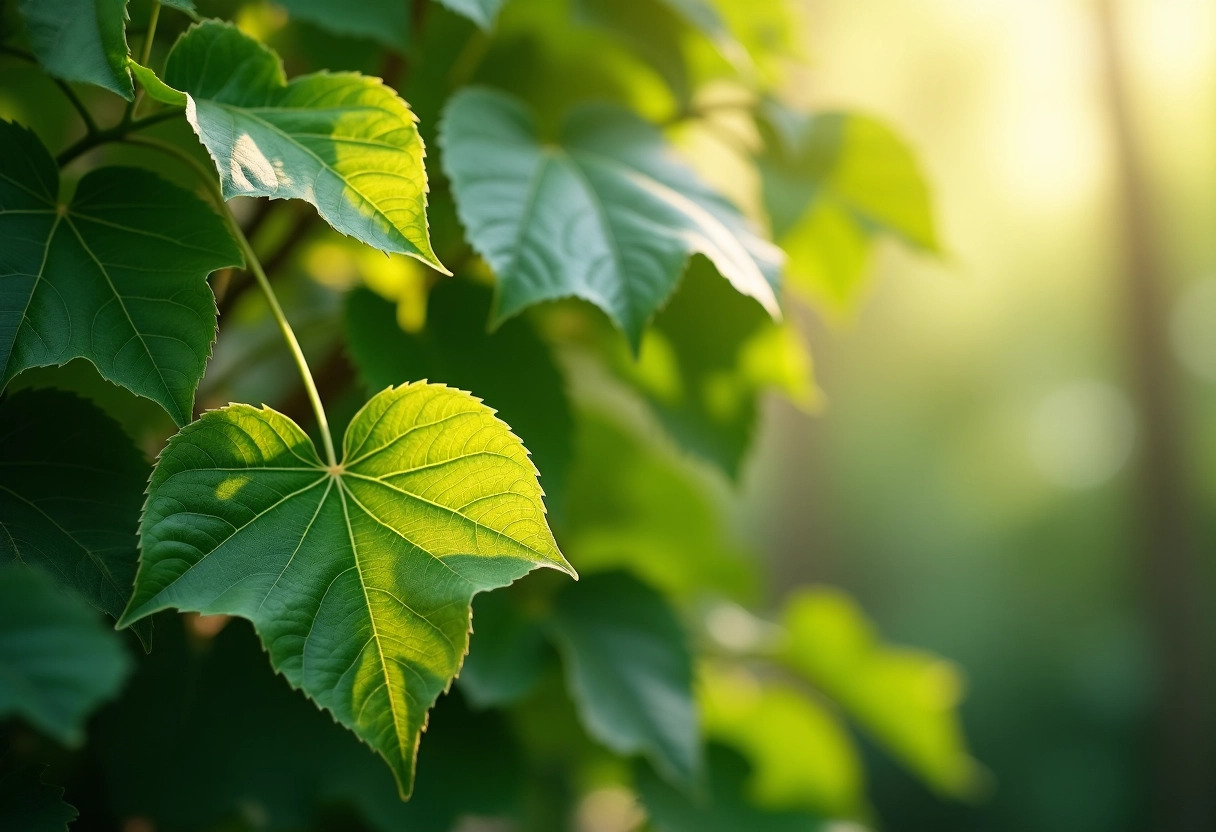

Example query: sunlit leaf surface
[120,383,573,796]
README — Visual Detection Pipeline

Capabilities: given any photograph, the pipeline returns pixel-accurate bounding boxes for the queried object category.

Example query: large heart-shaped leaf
[440,87,782,349]
[0,390,149,644]
[119,382,574,797]
[156,21,444,271]
[17,0,133,100]
[0,566,132,747]
[0,120,243,425]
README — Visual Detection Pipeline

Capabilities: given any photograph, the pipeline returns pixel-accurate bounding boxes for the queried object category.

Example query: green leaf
[0,120,243,425]
[274,0,409,48]
[616,259,817,478]
[565,412,758,602]
[344,281,573,517]
[0,390,150,644]
[636,743,825,832]
[160,21,445,271]
[0,566,131,746]
[119,382,574,797]
[700,666,863,818]
[435,0,506,29]
[97,617,523,832]
[759,103,937,316]
[550,570,700,787]
[0,768,78,832]
[129,60,188,106]
[780,588,982,797]
[458,590,552,708]
[439,87,782,349]
[161,0,197,11]
[17,0,133,100]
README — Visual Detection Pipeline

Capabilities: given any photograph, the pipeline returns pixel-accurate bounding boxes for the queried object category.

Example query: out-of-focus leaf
[345,280,574,517]
[550,571,701,787]
[435,0,506,29]
[158,21,445,270]
[0,120,242,426]
[780,588,982,797]
[119,384,574,797]
[0,768,78,832]
[564,411,758,602]
[0,390,150,645]
[440,87,782,349]
[614,259,817,478]
[96,616,523,832]
[459,589,554,708]
[17,0,133,100]
[696,0,801,88]
[0,566,131,746]
[274,0,409,48]
[636,743,826,832]
[759,103,936,317]
[700,665,863,818]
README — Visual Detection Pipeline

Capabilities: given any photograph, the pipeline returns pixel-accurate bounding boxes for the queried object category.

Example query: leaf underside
[0,120,243,425]
[121,382,573,797]
[17,0,134,100]
[440,87,782,349]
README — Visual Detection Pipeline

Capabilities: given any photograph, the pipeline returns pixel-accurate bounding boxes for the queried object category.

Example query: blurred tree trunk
[1094,1,1214,829]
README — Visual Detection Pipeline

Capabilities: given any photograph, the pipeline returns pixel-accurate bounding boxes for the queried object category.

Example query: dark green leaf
[636,743,825,832]
[97,616,522,832]
[550,570,700,787]
[440,87,782,348]
[119,383,573,797]
[17,0,133,100]
[160,21,445,270]
[344,281,574,517]
[435,0,506,29]
[459,589,553,708]
[275,0,409,48]
[0,566,131,746]
[0,120,243,425]
[0,389,150,644]
[0,768,78,832]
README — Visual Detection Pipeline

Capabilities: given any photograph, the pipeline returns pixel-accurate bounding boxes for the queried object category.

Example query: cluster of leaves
[0,0,971,830]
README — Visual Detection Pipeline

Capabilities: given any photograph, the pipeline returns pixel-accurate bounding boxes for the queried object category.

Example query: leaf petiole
[123,1,161,125]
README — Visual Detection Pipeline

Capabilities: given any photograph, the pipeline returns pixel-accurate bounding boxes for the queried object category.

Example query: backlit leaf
[0,120,243,425]
[760,103,936,316]
[550,570,700,787]
[0,566,131,746]
[17,0,133,100]
[159,21,445,270]
[440,87,782,349]
[0,390,149,644]
[119,382,573,797]
[780,588,982,797]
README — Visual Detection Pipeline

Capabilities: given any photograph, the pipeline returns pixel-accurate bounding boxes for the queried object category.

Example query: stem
[124,1,162,124]
[0,46,98,134]
[56,108,180,165]
[126,136,339,467]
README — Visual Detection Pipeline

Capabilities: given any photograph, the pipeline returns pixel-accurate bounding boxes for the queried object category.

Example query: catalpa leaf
[0,566,132,747]
[0,390,150,645]
[0,120,243,425]
[17,0,133,100]
[119,383,574,797]
[344,280,574,518]
[0,768,78,832]
[759,103,936,316]
[440,87,782,349]
[158,21,445,271]
[550,571,700,787]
